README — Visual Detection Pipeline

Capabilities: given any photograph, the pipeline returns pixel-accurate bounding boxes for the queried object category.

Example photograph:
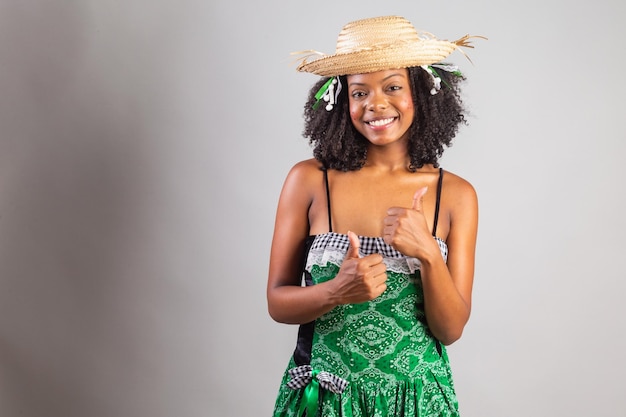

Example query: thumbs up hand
[329,231,388,304]
[383,187,437,259]
[345,230,362,260]
[411,186,428,212]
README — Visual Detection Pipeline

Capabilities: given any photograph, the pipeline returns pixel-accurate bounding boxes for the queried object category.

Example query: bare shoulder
[288,158,324,177]
[441,169,478,202]
[440,169,478,233]
[283,159,324,191]
[278,158,325,203]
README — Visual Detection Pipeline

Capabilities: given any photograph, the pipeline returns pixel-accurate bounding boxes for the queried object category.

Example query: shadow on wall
[0,3,167,416]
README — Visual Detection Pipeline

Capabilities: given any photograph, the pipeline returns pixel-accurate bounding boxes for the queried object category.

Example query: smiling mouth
[367,117,395,127]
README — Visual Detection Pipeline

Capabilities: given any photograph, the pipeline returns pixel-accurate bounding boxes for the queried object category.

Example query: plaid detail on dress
[287,365,349,394]
[309,232,448,262]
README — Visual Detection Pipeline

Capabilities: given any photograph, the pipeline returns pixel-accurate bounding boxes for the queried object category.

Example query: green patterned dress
[272,232,459,417]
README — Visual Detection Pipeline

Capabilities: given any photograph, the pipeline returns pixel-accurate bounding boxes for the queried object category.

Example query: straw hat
[293,16,480,77]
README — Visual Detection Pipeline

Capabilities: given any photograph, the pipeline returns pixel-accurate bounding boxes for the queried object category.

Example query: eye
[388,85,402,92]
[351,91,367,99]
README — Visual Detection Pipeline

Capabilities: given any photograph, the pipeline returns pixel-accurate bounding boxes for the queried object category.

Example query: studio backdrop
[1,1,625,416]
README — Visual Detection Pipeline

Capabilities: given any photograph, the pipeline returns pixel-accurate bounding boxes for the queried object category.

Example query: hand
[330,231,387,304]
[383,187,437,259]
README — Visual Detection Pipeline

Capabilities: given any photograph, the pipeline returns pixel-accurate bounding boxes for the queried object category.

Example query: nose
[367,93,388,111]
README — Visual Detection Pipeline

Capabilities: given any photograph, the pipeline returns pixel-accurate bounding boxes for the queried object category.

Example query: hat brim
[297,40,459,77]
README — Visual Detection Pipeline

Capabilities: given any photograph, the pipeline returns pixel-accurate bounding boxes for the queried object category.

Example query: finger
[369,262,387,277]
[363,253,384,266]
[346,230,361,259]
[412,186,428,211]
[384,208,400,219]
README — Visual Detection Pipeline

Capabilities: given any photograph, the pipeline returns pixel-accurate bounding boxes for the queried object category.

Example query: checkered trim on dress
[310,232,448,261]
[286,365,349,394]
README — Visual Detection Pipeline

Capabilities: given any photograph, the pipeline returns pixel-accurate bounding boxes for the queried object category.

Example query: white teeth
[368,118,394,127]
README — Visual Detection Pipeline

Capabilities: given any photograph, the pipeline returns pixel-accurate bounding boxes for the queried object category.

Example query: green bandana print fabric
[272,233,460,417]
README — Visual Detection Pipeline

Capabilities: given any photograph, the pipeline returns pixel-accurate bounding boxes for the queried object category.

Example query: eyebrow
[348,72,406,87]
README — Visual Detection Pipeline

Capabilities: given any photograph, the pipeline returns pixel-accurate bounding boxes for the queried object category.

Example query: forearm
[419,256,471,345]
[267,281,340,325]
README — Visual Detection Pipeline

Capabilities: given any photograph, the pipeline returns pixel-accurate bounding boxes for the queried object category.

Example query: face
[347,69,415,147]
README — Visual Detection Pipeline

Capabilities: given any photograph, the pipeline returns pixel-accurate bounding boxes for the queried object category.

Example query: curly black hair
[302,66,467,171]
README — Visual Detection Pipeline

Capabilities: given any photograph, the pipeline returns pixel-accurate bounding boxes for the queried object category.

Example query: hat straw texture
[295,16,472,77]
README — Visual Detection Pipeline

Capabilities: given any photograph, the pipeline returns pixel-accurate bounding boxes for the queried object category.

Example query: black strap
[322,168,332,232]
[432,168,444,237]
[431,168,445,355]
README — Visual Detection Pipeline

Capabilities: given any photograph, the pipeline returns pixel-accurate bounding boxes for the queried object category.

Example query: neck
[364,142,411,172]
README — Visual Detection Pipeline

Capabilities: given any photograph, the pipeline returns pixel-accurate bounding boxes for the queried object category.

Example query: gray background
[1,1,625,416]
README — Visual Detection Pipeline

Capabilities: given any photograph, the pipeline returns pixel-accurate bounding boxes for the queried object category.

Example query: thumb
[346,231,361,259]
[412,186,428,211]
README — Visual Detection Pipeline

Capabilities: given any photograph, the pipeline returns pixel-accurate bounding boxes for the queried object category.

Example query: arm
[383,179,478,345]
[267,161,388,324]
[419,179,477,344]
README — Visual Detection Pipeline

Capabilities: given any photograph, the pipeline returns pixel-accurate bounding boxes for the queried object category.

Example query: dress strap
[322,168,333,233]
[432,168,444,237]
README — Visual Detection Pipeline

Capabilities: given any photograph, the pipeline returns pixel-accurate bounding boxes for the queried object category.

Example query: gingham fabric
[287,365,349,394]
[306,232,448,275]
[310,232,448,258]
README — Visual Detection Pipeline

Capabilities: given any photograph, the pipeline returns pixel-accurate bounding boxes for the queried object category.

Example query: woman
[268,16,482,417]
